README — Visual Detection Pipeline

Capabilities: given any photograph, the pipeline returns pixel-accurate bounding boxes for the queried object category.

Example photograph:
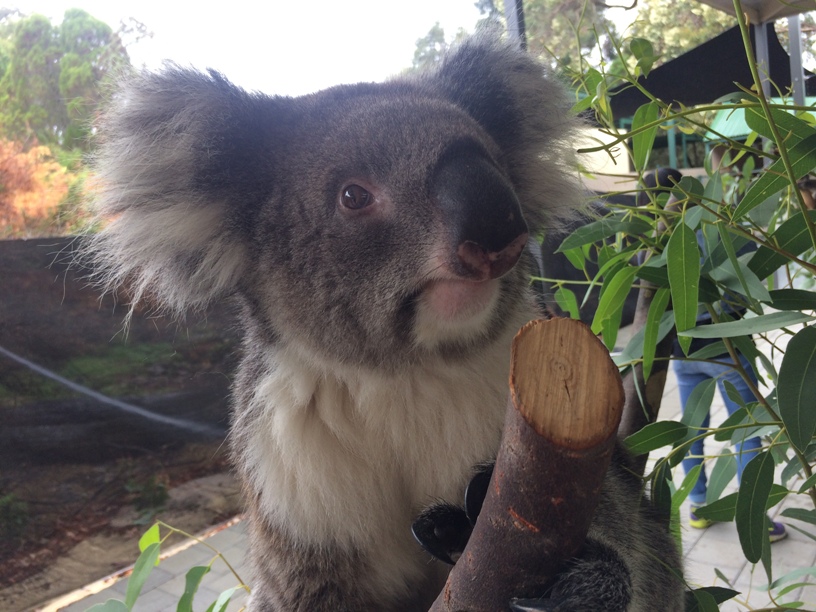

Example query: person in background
[638,165,786,540]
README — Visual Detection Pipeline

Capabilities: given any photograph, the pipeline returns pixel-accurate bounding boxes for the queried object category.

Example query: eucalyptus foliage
[559,4,816,608]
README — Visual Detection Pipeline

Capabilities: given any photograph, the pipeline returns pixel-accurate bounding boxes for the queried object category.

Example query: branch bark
[429,318,624,611]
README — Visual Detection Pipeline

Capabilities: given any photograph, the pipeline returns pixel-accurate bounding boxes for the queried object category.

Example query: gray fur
[86,34,683,611]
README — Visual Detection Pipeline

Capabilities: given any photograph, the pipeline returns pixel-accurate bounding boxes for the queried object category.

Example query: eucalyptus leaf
[557,214,652,252]
[685,588,720,612]
[679,311,815,338]
[767,288,816,311]
[706,454,737,504]
[206,587,243,612]
[745,104,816,146]
[735,451,775,563]
[625,421,689,454]
[632,101,659,171]
[781,507,816,525]
[748,210,816,280]
[554,287,580,320]
[679,378,716,431]
[642,288,671,379]
[798,472,816,494]
[735,133,816,218]
[666,222,700,354]
[591,266,637,341]
[138,524,161,553]
[777,325,816,453]
[125,542,161,610]
[178,565,212,612]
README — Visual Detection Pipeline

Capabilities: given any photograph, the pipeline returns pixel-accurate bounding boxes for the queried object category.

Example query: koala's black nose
[432,150,529,280]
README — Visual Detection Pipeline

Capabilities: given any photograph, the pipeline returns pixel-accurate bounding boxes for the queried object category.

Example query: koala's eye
[340,184,373,210]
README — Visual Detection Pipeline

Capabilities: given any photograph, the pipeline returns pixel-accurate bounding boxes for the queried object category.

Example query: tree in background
[628,0,736,65]
[0,9,130,151]
[0,8,133,237]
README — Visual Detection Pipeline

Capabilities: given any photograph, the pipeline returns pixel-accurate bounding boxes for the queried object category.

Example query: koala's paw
[510,539,631,612]
[411,462,494,564]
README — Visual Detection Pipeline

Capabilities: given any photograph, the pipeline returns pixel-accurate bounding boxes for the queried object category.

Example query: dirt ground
[0,237,243,610]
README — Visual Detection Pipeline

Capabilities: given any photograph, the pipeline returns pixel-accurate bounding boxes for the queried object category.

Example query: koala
[86,34,684,611]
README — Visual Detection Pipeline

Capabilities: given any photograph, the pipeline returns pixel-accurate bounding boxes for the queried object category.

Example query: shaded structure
[610,24,816,120]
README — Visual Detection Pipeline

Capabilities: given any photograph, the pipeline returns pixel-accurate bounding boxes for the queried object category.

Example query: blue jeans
[673,353,763,506]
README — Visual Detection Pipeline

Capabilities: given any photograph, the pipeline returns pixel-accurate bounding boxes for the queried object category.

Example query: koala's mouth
[418,278,500,322]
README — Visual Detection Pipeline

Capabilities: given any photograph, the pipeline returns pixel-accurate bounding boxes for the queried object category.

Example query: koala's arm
[245,508,440,612]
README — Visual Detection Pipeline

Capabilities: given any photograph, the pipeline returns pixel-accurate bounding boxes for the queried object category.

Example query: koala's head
[87,34,582,370]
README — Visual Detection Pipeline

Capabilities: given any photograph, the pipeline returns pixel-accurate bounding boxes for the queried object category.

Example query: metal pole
[754,21,772,98]
[788,14,806,105]
[504,0,527,50]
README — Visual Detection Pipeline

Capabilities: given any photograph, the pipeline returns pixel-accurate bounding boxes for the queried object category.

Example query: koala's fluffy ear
[86,66,290,315]
[424,34,583,229]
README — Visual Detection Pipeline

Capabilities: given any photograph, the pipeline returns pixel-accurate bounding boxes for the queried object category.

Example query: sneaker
[769,520,787,543]
[689,507,713,529]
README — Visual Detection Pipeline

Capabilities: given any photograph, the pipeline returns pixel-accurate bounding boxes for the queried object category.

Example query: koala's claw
[510,598,557,611]
[464,462,493,523]
[411,504,472,565]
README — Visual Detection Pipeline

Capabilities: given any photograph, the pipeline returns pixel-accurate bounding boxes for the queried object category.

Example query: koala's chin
[413,277,501,349]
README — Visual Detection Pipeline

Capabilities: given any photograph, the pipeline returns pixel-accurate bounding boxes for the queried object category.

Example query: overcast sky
[7,0,485,95]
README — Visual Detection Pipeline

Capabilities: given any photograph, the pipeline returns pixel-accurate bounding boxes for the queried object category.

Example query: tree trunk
[429,318,625,612]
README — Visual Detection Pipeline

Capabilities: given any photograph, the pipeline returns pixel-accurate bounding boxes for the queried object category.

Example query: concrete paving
[50,365,816,612]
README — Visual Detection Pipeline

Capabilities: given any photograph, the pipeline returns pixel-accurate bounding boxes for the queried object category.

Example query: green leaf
[703,171,724,209]
[556,214,652,252]
[781,508,816,525]
[86,600,129,612]
[745,104,816,147]
[138,524,161,553]
[562,245,586,270]
[673,175,705,201]
[685,586,739,611]
[636,264,669,287]
[685,587,720,612]
[591,265,637,344]
[206,587,243,612]
[798,472,816,494]
[666,222,700,354]
[679,311,815,338]
[706,454,737,504]
[735,451,775,563]
[632,101,659,171]
[680,378,717,431]
[695,484,786,523]
[613,309,674,367]
[624,421,689,454]
[554,287,580,320]
[651,460,673,519]
[748,210,816,280]
[694,492,737,522]
[767,288,816,311]
[777,325,816,453]
[735,133,816,218]
[125,542,161,609]
[643,288,671,379]
[672,464,702,513]
[768,565,816,590]
[178,565,211,612]
[630,37,657,76]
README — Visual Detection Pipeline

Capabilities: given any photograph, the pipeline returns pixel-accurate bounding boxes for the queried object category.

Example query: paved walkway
[47,366,815,612]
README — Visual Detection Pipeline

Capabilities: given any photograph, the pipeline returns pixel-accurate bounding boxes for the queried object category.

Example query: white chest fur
[237,340,512,549]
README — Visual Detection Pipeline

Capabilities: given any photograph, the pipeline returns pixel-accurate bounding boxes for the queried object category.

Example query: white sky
[6,0,487,95]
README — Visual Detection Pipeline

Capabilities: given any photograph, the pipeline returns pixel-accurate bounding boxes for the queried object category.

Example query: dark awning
[609,24,815,120]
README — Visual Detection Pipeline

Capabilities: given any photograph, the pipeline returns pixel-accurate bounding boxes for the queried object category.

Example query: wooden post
[430,318,624,611]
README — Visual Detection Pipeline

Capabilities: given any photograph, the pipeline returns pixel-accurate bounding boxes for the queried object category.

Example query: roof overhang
[697,0,816,22]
